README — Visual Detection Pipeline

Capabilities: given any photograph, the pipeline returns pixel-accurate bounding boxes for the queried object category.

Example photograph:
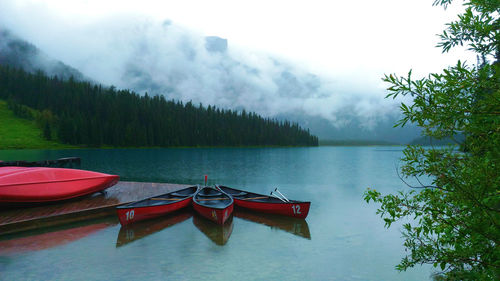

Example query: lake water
[0,147,434,280]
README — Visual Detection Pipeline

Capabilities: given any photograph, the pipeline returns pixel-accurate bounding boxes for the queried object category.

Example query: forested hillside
[0,65,318,147]
[0,29,85,81]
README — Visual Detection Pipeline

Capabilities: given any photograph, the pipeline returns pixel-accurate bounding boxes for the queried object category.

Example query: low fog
[0,4,420,142]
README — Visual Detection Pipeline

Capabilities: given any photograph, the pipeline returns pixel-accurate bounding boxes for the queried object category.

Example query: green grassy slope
[0,100,73,149]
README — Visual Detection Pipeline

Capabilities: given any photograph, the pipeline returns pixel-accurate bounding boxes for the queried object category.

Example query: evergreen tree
[0,64,318,147]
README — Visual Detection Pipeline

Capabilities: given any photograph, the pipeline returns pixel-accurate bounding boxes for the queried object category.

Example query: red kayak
[116,186,198,226]
[192,186,233,225]
[218,185,310,219]
[0,167,119,203]
[0,222,114,255]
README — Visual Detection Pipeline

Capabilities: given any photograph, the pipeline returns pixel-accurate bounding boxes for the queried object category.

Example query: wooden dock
[0,181,190,235]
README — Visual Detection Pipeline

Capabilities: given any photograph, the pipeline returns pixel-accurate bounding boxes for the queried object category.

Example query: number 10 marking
[126,210,135,221]
[292,205,301,214]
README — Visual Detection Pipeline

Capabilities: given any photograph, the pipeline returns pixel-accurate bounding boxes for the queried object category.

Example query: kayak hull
[0,167,119,203]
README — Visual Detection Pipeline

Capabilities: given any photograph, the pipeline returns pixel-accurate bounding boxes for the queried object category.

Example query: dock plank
[0,181,190,235]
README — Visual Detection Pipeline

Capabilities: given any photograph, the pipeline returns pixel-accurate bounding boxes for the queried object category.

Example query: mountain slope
[0,65,318,147]
[0,29,85,80]
[0,100,72,149]
[0,27,419,144]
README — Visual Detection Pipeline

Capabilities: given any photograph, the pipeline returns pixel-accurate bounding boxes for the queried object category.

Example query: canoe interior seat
[231,191,248,197]
[170,192,190,197]
[151,200,167,206]
[202,200,229,208]
[199,192,222,197]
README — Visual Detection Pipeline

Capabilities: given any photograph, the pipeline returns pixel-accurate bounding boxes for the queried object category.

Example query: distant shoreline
[0,144,321,151]
[318,140,401,146]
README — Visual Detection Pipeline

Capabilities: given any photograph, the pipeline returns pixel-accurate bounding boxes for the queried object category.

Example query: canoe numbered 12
[218,185,310,219]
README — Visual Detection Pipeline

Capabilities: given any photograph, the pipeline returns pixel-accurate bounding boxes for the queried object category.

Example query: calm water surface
[0,147,434,280]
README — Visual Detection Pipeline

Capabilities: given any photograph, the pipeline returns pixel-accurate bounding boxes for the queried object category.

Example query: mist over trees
[0,65,318,147]
[0,26,423,143]
[0,29,85,81]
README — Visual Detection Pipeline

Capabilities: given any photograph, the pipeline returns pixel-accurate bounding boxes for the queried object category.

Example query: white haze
[0,0,471,134]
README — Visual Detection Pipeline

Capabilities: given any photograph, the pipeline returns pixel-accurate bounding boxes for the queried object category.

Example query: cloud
[0,1,401,130]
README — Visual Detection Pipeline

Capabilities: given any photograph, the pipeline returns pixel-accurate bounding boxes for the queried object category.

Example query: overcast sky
[0,0,472,132]
[2,0,467,74]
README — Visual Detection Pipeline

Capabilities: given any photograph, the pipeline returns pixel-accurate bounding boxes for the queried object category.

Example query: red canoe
[116,210,193,246]
[193,214,234,245]
[192,186,233,225]
[0,167,119,203]
[234,209,311,239]
[218,185,310,219]
[116,186,198,226]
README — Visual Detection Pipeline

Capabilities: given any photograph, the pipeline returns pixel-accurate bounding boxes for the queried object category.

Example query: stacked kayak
[0,166,119,204]
[0,157,81,168]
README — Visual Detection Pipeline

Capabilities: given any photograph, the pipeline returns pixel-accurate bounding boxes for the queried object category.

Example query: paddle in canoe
[192,186,233,225]
[217,185,310,219]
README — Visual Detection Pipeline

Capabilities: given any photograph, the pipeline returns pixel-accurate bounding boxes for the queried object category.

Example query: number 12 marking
[292,205,301,214]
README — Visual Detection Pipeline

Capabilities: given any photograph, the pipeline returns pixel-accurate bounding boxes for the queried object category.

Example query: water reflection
[116,210,192,247]
[115,208,310,247]
[234,209,311,239]
[192,214,234,246]
[0,218,116,256]
[0,147,432,280]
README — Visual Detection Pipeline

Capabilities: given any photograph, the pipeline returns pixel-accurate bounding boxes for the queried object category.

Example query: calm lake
[0,147,434,280]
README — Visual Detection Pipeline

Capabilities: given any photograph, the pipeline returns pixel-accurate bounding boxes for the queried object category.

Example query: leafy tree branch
[364,0,499,279]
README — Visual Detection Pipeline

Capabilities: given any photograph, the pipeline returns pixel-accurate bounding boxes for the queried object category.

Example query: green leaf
[370,1,500,279]
[440,262,446,271]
